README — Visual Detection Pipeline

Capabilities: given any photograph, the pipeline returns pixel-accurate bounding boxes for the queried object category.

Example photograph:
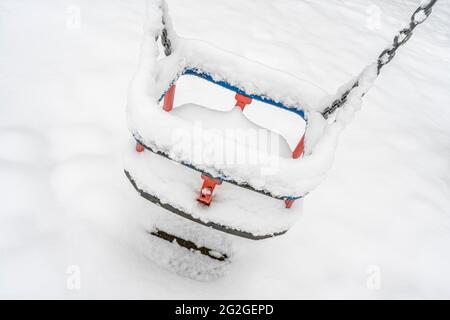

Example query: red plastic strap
[235,93,252,110]
[163,85,176,112]
[292,134,305,159]
[285,199,295,209]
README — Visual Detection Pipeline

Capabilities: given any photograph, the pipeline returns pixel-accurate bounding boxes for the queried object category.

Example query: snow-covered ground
[1,0,450,299]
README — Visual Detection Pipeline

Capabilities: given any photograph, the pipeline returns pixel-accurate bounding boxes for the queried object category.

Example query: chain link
[161,26,172,56]
[322,0,438,119]
[159,1,172,56]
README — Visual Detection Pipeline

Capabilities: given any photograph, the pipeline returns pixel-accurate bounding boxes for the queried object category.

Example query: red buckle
[235,93,252,110]
[135,142,145,152]
[285,199,295,208]
[163,85,176,112]
[197,174,222,206]
[292,134,305,159]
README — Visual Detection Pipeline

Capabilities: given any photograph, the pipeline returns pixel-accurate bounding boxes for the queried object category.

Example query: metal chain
[160,1,172,56]
[321,0,438,119]
[161,26,172,56]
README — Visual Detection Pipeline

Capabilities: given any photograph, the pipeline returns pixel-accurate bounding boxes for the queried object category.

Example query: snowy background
[1,0,450,299]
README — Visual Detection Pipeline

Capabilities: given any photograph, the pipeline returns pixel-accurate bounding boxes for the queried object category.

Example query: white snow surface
[1,0,450,298]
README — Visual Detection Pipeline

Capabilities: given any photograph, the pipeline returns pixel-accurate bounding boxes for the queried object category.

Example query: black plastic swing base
[150,229,228,262]
[125,169,288,240]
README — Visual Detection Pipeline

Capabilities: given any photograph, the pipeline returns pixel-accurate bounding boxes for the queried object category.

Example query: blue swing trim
[159,68,306,119]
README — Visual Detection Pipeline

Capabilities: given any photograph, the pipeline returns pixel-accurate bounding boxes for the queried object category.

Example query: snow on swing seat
[124,147,301,239]
[126,71,308,239]
[171,105,293,159]
[169,73,301,159]
[127,37,335,199]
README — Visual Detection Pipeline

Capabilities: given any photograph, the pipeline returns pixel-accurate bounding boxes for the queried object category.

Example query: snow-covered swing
[141,67,308,209]
[125,0,438,265]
